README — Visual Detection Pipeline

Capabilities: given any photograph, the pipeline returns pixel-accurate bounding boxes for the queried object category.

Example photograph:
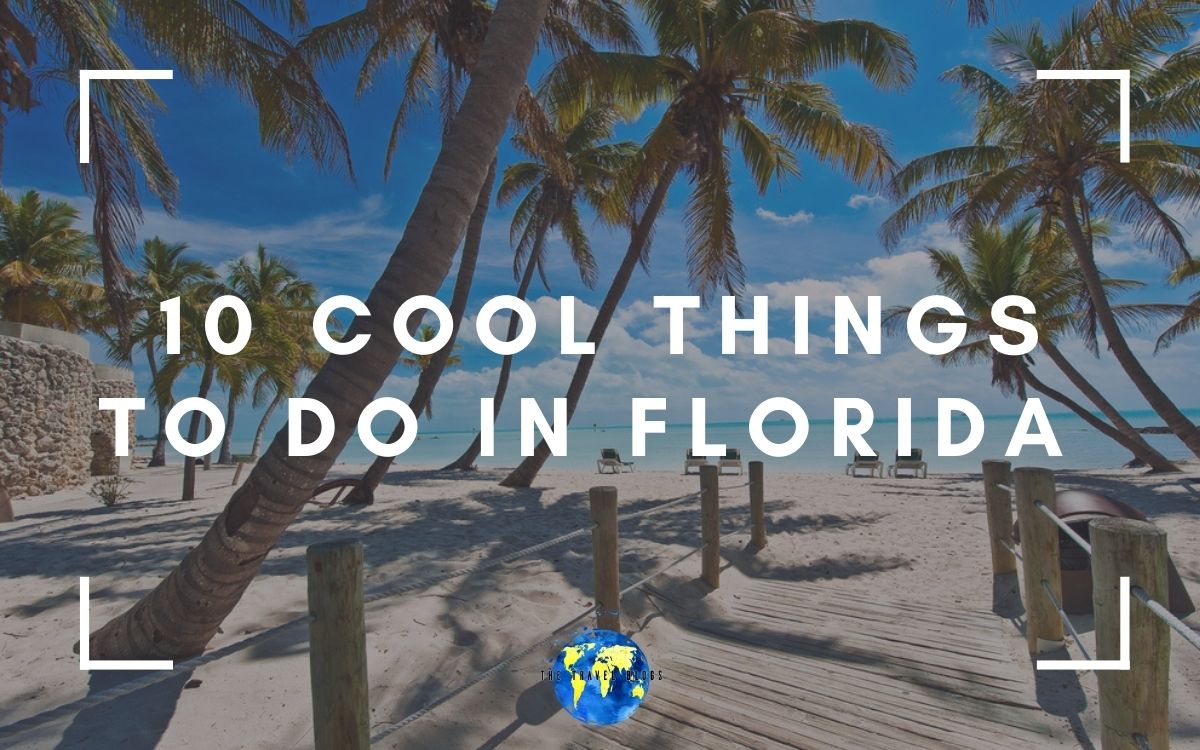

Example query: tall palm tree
[398,325,464,419]
[882,5,1200,458]
[305,0,638,503]
[443,103,634,471]
[247,338,327,459]
[1157,258,1200,351]
[216,245,316,464]
[90,0,553,660]
[8,0,351,332]
[129,238,217,467]
[0,189,101,330]
[501,0,915,487]
[888,217,1178,472]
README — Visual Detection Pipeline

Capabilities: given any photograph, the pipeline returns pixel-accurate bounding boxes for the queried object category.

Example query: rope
[1039,579,1093,661]
[993,482,1013,494]
[615,491,700,522]
[370,525,751,744]
[362,525,593,605]
[1033,501,1093,555]
[0,614,311,744]
[1130,584,1200,654]
[369,541,707,745]
[0,491,730,745]
[999,537,1022,561]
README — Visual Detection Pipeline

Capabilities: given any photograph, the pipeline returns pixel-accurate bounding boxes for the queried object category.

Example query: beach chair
[718,448,744,476]
[845,451,883,478]
[597,448,634,474]
[889,448,928,478]
[684,449,710,474]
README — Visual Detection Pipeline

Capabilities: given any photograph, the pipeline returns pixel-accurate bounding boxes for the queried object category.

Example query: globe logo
[550,629,650,725]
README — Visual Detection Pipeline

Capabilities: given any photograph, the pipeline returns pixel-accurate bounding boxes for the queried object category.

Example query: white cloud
[755,207,814,227]
[846,193,888,210]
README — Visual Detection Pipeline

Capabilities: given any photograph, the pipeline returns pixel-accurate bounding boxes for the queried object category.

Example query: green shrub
[89,476,134,507]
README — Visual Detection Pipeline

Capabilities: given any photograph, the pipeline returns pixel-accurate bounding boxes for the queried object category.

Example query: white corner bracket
[79,577,174,671]
[1035,69,1130,163]
[1036,576,1130,671]
[78,69,174,164]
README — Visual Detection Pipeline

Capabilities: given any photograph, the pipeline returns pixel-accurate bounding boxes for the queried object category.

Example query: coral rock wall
[0,325,136,498]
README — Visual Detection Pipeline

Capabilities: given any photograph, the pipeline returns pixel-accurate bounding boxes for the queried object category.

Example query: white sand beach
[0,463,1198,749]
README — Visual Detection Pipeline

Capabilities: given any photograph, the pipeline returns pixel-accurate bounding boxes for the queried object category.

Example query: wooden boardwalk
[570,579,1072,749]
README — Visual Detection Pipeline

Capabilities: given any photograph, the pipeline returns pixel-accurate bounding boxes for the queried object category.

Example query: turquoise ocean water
[193,408,1197,474]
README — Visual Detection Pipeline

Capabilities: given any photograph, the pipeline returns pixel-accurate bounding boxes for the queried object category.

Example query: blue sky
[6,0,1199,446]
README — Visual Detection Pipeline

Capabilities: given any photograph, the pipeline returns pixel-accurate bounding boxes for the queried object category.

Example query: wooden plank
[667,638,1054,737]
[663,653,1052,749]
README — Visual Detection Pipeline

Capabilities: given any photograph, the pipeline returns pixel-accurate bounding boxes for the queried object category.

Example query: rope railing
[1040,579,1093,661]
[348,463,768,747]
[368,524,748,745]
[0,489,718,744]
[981,461,1196,750]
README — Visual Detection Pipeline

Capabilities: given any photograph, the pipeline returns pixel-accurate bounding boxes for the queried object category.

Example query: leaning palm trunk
[146,343,169,467]
[217,389,238,464]
[181,362,215,501]
[89,0,550,660]
[1059,189,1200,459]
[1018,364,1172,465]
[1040,341,1177,472]
[250,390,285,458]
[346,159,497,504]
[445,221,549,471]
[501,165,678,488]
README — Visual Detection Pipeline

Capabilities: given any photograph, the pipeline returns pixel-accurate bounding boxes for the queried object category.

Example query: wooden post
[982,460,1016,575]
[0,489,13,523]
[700,465,720,588]
[590,486,620,631]
[307,541,369,750]
[1091,518,1170,750]
[749,460,766,548]
[1013,467,1063,653]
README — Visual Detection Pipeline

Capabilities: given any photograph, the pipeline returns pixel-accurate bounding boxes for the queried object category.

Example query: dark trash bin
[1013,490,1195,616]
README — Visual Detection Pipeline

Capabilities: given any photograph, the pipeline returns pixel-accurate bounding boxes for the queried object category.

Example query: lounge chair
[718,448,744,476]
[684,449,710,474]
[845,451,883,478]
[597,448,634,474]
[889,448,928,478]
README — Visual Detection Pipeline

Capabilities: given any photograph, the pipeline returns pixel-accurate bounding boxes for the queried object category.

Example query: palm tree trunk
[1059,187,1200,458]
[500,164,680,488]
[146,343,169,468]
[250,390,285,458]
[345,158,497,504]
[1040,341,1177,471]
[89,0,550,661]
[218,390,237,464]
[181,362,215,501]
[444,220,549,471]
[1018,364,1171,463]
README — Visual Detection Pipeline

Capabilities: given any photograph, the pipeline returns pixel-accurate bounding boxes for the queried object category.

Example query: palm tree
[216,245,316,464]
[305,0,638,503]
[882,5,1200,458]
[444,101,634,472]
[500,0,915,487]
[1158,259,1200,351]
[90,0,553,660]
[7,0,351,332]
[888,217,1178,472]
[129,238,217,467]
[399,325,464,419]
[247,327,332,459]
[0,189,102,331]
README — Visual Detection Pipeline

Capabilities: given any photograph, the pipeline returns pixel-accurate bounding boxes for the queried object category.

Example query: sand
[0,461,1197,749]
